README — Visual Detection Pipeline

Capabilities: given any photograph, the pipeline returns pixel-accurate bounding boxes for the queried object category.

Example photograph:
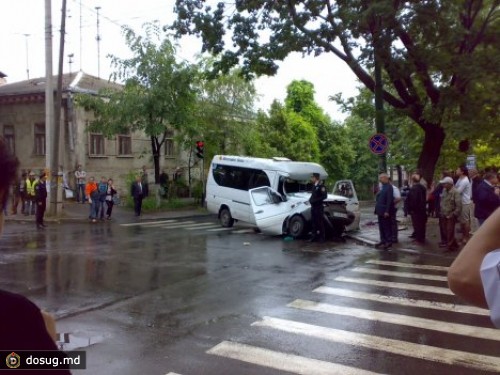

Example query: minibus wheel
[220,207,235,227]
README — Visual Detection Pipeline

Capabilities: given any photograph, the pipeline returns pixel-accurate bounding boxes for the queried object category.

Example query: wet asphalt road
[1,216,499,375]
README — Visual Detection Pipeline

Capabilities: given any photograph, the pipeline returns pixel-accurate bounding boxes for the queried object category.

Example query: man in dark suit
[407,171,427,244]
[309,172,327,242]
[374,173,394,250]
[131,175,145,217]
[474,171,499,226]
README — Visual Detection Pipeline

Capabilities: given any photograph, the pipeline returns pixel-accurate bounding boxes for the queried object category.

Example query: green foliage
[171,0,499,183]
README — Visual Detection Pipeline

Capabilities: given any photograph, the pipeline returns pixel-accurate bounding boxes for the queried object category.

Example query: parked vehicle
[206,155,359,238]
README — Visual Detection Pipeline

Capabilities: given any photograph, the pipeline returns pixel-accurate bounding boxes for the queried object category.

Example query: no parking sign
[369,133,389,155]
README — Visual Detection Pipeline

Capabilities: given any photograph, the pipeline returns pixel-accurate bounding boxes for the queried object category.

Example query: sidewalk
[347,212,462,258]
[5,199,210,224]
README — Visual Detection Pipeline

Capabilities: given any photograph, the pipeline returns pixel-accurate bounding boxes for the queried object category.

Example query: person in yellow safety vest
[25,172,37,216]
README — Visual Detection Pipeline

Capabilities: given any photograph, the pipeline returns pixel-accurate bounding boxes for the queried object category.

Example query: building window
[34,123,46,155]
[117,134,132,155]
[164,130,175,158]
[89,133,105,156]
[3,125,15,154]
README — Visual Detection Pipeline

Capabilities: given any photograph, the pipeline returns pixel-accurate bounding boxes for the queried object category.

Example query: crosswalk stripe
[252,317,500,373]
[365,260,449,272]
[288,300,500,341]
[334,276,454,295]
[158,221,197,229]
[351,267,448,282]
[207,341,383,375]
[185,224,220,230]
[120,219,177,227]
[314,286,490,316]
[206,227,233,232]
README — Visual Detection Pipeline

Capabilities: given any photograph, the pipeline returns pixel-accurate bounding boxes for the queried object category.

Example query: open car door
[333,179,360,231]
[248,187,290,236]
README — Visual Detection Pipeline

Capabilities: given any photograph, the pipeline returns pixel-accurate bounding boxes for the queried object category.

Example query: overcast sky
[0,0,360,120]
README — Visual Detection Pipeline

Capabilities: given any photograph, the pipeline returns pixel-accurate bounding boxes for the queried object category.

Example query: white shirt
[392,185,401,207]
[455,176,472,205]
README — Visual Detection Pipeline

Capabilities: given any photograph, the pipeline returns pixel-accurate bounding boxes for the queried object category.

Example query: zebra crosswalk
[119,218,255,235]
[167,259,499,375]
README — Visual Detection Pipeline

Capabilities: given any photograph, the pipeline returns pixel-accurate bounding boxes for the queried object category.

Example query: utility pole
[373,16,387,174]
[44,0,54,192]
[95,6,101,78]
[50,0,67,216]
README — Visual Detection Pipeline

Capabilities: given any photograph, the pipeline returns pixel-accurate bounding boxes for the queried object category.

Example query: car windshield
[282,178,313,195]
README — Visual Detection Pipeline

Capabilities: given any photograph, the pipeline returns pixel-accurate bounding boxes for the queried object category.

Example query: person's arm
[455,179,465,194]
[448,207,500,308]
[452,191,462,218]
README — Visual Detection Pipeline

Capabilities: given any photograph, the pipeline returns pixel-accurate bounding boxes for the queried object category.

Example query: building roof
[0,71,122,96]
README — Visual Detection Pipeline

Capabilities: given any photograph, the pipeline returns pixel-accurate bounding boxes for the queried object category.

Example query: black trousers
[378,215,393,244]
[134,196,143,216]
[391,208,398,242]
[106,201,114,217]
[36,200,46,225]
[311,205,325,241]
[411,212,427,242]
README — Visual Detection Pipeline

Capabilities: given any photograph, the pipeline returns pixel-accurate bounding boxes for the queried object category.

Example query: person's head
[142,165,147,171]
[101,176,106,183]
[89,176,95,183]
[379,173,389,184]
[77,164,82,171]
[442,169,452,178]
[440,176,454,191]
[456,165,468,177]
[0,138,19,235]
[484,171,499,186]
[108,178,113,185]
[136,175,142,182]
[39,173,47,182]
[411,172,421,183]
[311,172,320,184]
[403,179,409,187]
[29,171,35,180]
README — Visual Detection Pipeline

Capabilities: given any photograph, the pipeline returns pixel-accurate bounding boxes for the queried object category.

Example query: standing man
[389,178,401,244]
[141,165,149,198]
[25,171,37,216]
[131,175,145,217]
[35,173,47,229]
[474,171,500,226]
[97,176,108,220]
[455,166,472,244]
[75,164,87,204]
[85,177,99,223]
[374,173,394,250]
[406,171,427,244]
[439,177,462,252]
[309,172,327,242]
[159,169,169,198]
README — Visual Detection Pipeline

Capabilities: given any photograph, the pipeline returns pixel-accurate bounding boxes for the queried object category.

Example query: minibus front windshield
[282,178,314,196]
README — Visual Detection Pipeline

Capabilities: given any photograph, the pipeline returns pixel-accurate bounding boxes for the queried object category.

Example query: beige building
[0,71,188,196]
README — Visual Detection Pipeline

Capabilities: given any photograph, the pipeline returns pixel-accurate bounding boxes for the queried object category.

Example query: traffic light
[195,141,204,159]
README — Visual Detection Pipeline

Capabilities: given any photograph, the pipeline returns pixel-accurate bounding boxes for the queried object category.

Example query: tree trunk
[417,126,445,186]
[151,136,160,184]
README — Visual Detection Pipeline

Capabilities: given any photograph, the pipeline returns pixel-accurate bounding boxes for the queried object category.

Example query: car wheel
[220,207,234,228]
[289,215,306,238]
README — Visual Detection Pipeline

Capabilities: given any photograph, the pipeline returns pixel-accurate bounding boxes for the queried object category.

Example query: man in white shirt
[455,166,473,243]
[389,178,401,243]
[74,165,87,204]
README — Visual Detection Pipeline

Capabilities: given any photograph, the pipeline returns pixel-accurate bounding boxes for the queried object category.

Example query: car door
[248,187,291,235]
[333,179,360,231]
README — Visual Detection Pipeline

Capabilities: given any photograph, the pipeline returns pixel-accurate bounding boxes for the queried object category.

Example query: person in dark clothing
[105,178,117,220]
[401,180,410,217]
[374,173,394,250]
[474,172,500,226]
[35,173,48,229]
[309,172,327,242]
[159,170,169,198]
[0,138,71,374]
[407,172,427,244]
[434,170,452,246]
[131,175,145,217]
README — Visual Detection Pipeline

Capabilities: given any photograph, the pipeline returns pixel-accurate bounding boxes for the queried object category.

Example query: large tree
[77,25,198,183]
[171,0,499,183]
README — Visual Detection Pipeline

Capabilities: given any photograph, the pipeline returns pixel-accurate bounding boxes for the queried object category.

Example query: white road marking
[185,224,220,230]
[365,260,449,271]
[206,227,233,232]
[314,286,490,316]
[252,317,500,373]
[288,300,500,342]
[334,276,454,295]
[120,219,177,227]
[232,229,255,234]
[351,267,448,282]
[157,221,198,229]
[207,341,383,375]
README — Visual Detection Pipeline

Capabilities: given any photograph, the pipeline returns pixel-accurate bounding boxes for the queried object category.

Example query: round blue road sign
[369,133,389,155]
